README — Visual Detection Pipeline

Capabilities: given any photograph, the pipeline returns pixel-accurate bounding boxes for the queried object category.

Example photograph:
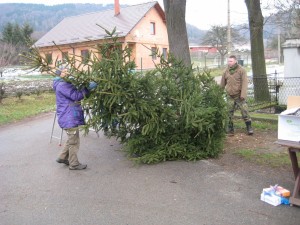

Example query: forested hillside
[0,3,205,44]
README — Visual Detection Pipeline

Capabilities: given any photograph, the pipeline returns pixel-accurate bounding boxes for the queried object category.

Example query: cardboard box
[278,96,300,142]
[275,186,290,197]
[287,96,300,109]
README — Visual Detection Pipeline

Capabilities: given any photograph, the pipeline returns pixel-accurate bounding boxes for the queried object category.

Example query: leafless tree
[272,0,300,37]
[201,25,246,67]
[0,41,29,77]
[0,42,18,77]
[264,0,299,41]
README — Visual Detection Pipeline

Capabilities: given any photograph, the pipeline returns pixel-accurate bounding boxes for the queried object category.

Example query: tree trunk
[245,0,270,102]
[163,0,191,67]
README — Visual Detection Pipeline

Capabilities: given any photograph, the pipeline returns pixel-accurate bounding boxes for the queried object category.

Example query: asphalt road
[0,112,299,225]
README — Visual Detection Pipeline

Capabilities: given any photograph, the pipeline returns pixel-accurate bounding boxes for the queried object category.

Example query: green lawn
[235,148,291,168]
[0,92,56,126]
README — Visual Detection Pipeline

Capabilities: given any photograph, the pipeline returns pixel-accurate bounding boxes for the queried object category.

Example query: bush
[15,90,23,100]
[0,82,6,103]
[274,104,287,114]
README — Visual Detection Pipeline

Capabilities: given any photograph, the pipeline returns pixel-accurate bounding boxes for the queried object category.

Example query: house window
[150,22,156,35]
[62,52,68,63]
[81,49,90,64]
[45,53,53,64]
[151,47,157,60]
[162,48,167,60]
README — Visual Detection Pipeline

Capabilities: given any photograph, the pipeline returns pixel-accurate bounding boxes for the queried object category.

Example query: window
[81,49,90,64]
[45,53,53,64]
[150,22,156,35]
[151,47,157,60]
[62,52,68,63]
[162,48,167,60]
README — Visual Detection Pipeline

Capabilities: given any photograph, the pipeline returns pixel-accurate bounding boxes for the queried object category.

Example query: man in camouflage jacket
[220,55,253,136]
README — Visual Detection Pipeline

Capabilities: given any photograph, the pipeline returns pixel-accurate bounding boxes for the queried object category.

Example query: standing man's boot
[245,121,254,135]
[226,121,234,136]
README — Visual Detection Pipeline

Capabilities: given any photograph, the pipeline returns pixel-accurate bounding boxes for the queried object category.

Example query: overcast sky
[0,0,255,30]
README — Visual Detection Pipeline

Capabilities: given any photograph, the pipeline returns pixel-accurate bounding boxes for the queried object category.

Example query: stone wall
[1,79,53,97]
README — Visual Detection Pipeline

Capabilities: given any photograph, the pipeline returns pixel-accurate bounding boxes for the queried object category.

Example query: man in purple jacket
[53,67,96,170]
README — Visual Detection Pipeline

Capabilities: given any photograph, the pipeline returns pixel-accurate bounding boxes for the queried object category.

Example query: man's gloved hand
[88,81,97,90]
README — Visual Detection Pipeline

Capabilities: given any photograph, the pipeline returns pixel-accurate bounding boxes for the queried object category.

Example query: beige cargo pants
[58,127,80,167]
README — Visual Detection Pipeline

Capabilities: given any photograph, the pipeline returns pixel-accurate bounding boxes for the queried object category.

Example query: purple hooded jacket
[53,77,89,129]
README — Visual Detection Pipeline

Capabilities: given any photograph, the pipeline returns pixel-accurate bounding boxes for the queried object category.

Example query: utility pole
[277,31,281,64]
[227,0,231,55]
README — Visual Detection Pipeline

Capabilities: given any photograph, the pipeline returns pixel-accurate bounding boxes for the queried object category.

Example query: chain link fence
[191,51,252,68]
[247,71,300,113]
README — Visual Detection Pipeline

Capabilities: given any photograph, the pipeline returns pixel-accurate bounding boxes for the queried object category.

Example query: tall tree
[163,0,191,66]
[1,22,34,66]
[1,22,14,44]
[245,0,270,102]
[12,24,23,45]
[201,25,246,67]
[22,23,34,45]
[1,22,34,46]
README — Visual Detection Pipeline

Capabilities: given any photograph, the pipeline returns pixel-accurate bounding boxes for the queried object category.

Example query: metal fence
[247,71,300,113]
[190,51,252,68]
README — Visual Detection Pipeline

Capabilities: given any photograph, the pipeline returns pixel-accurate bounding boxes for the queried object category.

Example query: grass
[192,61,252,78]
[235,148,291,168]
[231,117,291,168]
[0,92,56,126]
[199,67,225,77]
[233,116,277,130]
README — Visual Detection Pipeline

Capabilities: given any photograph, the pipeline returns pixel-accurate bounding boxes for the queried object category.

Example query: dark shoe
[245,121,254,135]
[226,131,235,136]
[56,158,69,165]
[226,121,234,136]
[69,163,87,170]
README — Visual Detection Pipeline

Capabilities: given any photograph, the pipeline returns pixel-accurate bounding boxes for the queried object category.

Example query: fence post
[275,69,278,105]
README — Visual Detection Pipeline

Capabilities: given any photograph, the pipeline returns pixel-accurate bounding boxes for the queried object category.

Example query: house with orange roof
[34,1,169,70]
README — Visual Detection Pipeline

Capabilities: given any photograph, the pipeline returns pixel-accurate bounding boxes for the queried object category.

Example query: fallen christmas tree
[24,28,228,164]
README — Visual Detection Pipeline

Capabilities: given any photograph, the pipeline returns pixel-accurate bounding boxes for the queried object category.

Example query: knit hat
[55,66,67,76]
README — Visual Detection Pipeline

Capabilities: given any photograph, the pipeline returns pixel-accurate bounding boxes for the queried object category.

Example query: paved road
[0,112,299,225]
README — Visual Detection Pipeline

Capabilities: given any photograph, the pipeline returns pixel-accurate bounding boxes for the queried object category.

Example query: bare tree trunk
[163,0,191,67]
[245,0,270,102]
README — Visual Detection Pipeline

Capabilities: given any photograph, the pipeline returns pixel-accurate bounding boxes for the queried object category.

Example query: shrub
[0,82,6,104]
[16,90,23,100]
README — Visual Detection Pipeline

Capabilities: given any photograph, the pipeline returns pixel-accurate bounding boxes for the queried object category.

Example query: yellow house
[34,1,169,70]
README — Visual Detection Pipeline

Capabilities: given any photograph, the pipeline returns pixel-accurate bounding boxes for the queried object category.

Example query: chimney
[114,0,120,16]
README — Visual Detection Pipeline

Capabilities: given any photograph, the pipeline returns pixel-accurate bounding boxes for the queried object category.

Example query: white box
[278,114,300,142]
[278,96,300,142]
[260,192,282,206]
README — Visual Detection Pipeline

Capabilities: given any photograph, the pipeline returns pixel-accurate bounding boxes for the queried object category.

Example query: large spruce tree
[24,29,228,164]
